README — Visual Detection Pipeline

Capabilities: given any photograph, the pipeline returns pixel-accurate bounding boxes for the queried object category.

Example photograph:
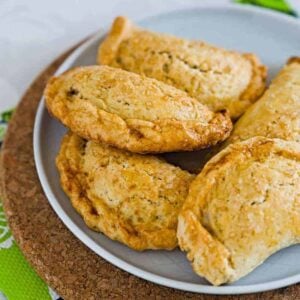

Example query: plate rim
[33,3,300,295]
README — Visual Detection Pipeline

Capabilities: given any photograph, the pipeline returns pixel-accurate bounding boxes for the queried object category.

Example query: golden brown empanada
[227,58,300,144]
[177,137,300,285]
[57,132,195,250]
[98,16,267,118]
[45,66,232,153]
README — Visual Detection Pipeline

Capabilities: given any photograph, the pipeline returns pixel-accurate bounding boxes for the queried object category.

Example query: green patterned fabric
[0,111,13,123]
[0,110,13,147]
[0,110,57,300]
[0,204,52,300]
[235,0,297,16]
[0,110,13,143]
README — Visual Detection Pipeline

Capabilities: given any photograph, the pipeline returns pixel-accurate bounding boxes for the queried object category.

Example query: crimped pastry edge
[56,132,194,250]
[98,16,134,66]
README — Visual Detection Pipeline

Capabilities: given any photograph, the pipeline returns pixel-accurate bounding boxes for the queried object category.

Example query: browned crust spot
[287,56,300,65]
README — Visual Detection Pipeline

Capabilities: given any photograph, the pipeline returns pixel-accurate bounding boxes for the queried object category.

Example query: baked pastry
[57,132,195,250]
[227,58,300,144]
[177,137,300,285]
[45,65,232,153]
[98,16,267,118]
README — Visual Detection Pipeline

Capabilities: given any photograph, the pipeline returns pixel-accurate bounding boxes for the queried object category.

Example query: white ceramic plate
[34,4,300,295]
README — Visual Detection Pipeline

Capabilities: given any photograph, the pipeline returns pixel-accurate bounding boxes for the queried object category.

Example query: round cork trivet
[1,44,299,300]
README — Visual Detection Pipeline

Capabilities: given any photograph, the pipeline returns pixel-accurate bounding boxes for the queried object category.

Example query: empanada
[98,16,267,118]
[227,58,300,144]
[45,66,232,153]
[177,137,300,285]
[57,132,195,250]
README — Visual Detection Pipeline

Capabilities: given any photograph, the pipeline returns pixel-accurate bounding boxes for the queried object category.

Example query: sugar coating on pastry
[45,65,232,153]
[177,137,300,285]
[98,16,267,118]
[227,58,300,144]
[56,132,195,250]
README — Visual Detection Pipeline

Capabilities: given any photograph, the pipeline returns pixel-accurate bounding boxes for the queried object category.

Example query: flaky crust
[227,58,300,145]
[45,66,232,153]
[98,16,267,118]
[177,137,300,285]
[56,132,194,250]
